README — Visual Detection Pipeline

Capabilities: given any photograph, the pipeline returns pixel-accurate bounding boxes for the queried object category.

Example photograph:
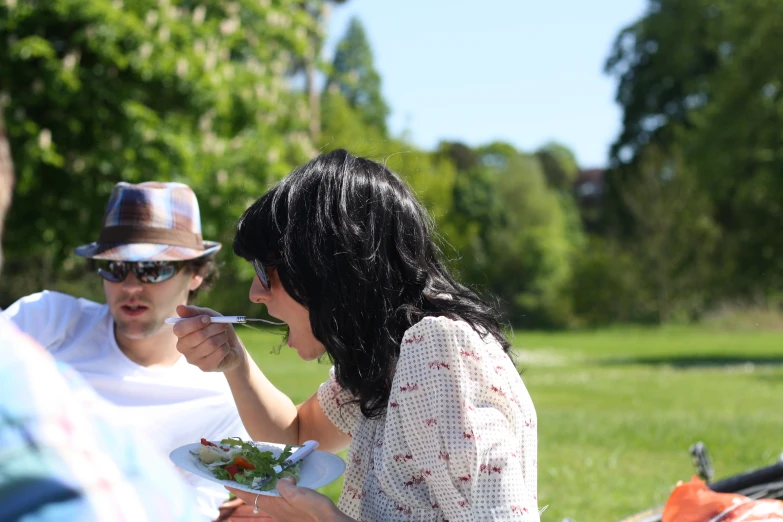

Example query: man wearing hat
[3,182,252,520]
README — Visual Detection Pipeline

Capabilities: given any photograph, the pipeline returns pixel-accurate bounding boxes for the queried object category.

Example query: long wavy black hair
[234,149,511,419]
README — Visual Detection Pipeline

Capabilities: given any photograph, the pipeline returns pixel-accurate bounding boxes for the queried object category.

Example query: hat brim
[75,241,221,262]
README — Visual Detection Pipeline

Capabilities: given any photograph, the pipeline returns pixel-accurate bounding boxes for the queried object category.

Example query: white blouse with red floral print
[317,316,539,522]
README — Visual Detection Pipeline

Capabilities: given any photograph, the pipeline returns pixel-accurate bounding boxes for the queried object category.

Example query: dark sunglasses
[96,260,184,284]
[252,259,277,290]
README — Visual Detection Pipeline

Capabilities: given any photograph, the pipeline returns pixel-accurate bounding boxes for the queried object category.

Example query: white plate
[169,440,345,496]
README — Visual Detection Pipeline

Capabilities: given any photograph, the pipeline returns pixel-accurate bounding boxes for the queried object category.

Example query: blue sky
[324,0,649,168]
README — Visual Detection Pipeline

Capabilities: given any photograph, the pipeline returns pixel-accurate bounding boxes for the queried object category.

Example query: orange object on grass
[662,477,783,521]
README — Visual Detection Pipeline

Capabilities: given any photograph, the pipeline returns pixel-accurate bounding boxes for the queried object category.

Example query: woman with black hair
[173,149,539,521]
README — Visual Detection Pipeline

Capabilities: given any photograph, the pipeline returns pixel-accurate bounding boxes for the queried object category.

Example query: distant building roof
[574,168,605,201]
[575,168,604,184]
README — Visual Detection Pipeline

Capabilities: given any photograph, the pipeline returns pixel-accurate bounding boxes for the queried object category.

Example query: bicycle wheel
[710,462,783,494]
[736,480,783,500]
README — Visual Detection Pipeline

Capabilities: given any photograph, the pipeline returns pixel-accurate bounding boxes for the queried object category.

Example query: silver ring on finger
[253,493,261,514]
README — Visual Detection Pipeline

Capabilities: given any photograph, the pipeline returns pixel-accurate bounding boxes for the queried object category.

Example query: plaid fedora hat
[74,182,221,261]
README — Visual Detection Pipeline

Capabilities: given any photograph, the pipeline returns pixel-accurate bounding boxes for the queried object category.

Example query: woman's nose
[249,275,270,303]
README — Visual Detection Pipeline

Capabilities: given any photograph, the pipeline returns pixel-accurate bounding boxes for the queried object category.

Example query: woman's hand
[226,479,354,522]
[171,304,246,372]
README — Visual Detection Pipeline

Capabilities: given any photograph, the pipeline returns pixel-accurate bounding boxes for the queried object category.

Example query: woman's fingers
[277,478,330,508]
[171,313,219,338]
[224,488,288,519]
[224,486,256,505]
[169,308,236,371]
[275,477,297,494]
[176,321,229,351]
[224,480,338,522]
[175,304,216,319]
[198,341,232,372]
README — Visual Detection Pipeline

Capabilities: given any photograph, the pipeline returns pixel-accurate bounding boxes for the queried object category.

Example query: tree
[605,0,783,302]
[326,17,389,134]
[437,141,478,171]
[439,141,579,327]
[319,93,461,265]
[535,141,579,191]
[290,0,349,141]
[0,0,321,307]
[437,141,501,244]
[318,89,385,155]
[611,144,718,321]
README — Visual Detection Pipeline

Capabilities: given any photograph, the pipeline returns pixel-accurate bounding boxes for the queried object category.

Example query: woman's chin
[289,342,326,361]
[294,348,319,361]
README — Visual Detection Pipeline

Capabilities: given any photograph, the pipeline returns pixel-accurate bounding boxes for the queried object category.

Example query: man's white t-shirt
[2,290,251,520]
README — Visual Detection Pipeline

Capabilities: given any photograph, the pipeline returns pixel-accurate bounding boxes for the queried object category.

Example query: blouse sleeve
[317,366,362,437]
[395,316,539,521]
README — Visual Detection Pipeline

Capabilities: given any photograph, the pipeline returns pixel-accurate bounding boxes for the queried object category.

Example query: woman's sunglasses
[96,260,184,284]
[252,259,276,290]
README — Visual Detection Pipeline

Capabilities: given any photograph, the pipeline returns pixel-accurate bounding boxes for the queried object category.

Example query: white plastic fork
[165,316,284,325]
[252,440,320,489]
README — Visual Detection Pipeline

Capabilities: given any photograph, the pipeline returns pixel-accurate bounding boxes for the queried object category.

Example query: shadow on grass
[754,374,783,383]
[597,355,783,369]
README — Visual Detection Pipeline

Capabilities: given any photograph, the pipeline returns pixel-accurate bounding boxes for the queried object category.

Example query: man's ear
[189,271,204,291]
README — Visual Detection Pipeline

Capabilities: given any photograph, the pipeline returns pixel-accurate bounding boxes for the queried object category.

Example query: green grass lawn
[236,324,783,521]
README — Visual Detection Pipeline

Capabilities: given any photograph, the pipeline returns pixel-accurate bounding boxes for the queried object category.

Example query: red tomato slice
[234,456,256,470]
[200,438,217,447]
[225,464,241,480]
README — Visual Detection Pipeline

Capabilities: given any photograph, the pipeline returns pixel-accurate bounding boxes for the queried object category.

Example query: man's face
[103,265,203,340]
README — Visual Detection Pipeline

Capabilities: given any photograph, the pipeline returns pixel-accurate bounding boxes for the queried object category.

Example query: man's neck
[114,326,182,368]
